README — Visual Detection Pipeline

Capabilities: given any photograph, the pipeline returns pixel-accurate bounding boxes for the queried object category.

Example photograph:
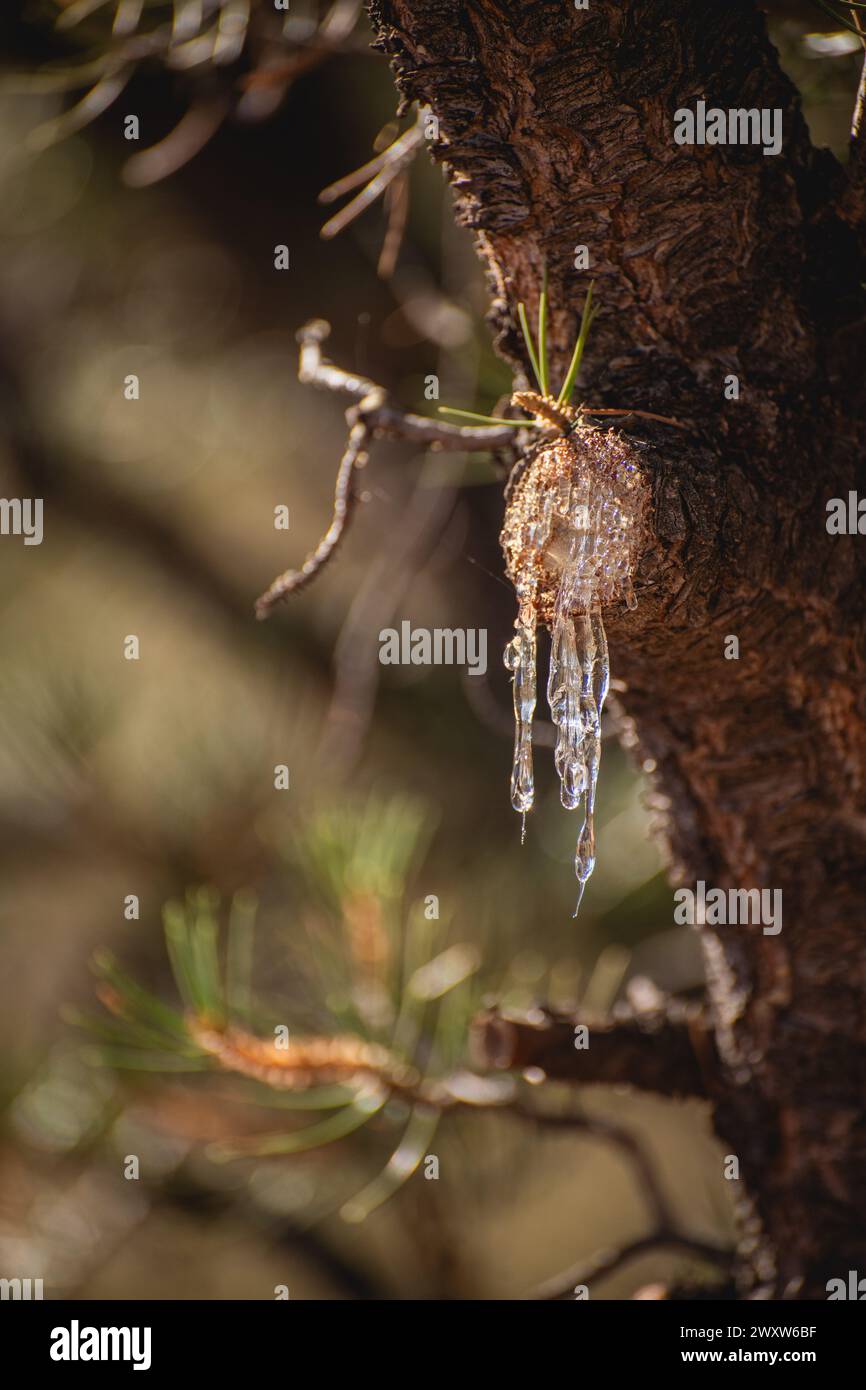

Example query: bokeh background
[0,2,859,1299]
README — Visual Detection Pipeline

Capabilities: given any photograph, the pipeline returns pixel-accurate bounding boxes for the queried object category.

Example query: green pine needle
[83,1046,211,1073]
[226,890,257,1026]
[207,1092,385,1161]
[163,902,201,1013]
[517,301,544,392]
[239,1084,359,1112]
[557,281,597,407]
[190,889,224,1023]
[537,265,549,396]
[72,798,484,1213]
[67,1006,202,1059]
[437,407,529,428]
[340,1105,440,1222]
[90,952,189,1042]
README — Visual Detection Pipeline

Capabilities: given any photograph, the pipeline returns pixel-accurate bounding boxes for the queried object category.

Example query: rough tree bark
[366,0,866,1298]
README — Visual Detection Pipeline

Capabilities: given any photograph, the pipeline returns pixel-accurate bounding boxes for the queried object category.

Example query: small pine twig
[254,320,519,619]
[254,419,369,619]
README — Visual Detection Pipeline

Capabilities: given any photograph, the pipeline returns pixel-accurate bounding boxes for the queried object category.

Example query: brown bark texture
[366,0,866,1297]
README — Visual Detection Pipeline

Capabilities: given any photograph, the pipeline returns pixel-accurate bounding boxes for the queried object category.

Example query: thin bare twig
[294,321,515,449]
[254,320,520,619]
[468,1000,733,1298]
[255,419,370,619]
[122,94,230,186]
[532,1231,734,1300]
[509,1105,733,1299]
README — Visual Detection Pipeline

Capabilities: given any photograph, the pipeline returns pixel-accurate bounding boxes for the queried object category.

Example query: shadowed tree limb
[532,1231,735,1301]
[472,1000,719,1100]
[510,1104,734,1299]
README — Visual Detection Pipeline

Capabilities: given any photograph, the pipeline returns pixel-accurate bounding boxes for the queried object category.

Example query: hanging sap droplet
[544,594,608,914]
[503,636,521,672]
[505,622,537,817]
[575,817,596,884]
[549,611,583,813]
[572,878,588,919]
[511,743,534,813]
[560,754,586,810]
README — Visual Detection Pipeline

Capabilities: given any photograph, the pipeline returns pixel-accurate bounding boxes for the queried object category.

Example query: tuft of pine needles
[73,795,484,1220]
[438,277,597,429]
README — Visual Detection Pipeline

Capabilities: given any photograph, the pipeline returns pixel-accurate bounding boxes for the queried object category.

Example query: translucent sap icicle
[549,614,582,809]
[499,416,649,916]
[504,620,537,815]
[548,508,590,812]
[572,607,610,911]
[547,527,609,912]
[547,597,604,912]
[592,606,610,712]
[574,618,600,903]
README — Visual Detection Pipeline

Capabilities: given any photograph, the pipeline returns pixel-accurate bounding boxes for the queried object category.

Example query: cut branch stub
[472,1002,718,1101]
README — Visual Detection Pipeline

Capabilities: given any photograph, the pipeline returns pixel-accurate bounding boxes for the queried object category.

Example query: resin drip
[504,616,537,827]
[500,413,648,913]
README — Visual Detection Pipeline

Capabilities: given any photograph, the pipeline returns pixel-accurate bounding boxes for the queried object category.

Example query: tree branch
[511,1104,733,1298]
[255,319,519,617]
[532,1231,734,1301]
[471,999,718,1100]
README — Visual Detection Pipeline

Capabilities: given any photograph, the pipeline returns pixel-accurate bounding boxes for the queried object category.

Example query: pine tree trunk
[367,0,866,1297]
